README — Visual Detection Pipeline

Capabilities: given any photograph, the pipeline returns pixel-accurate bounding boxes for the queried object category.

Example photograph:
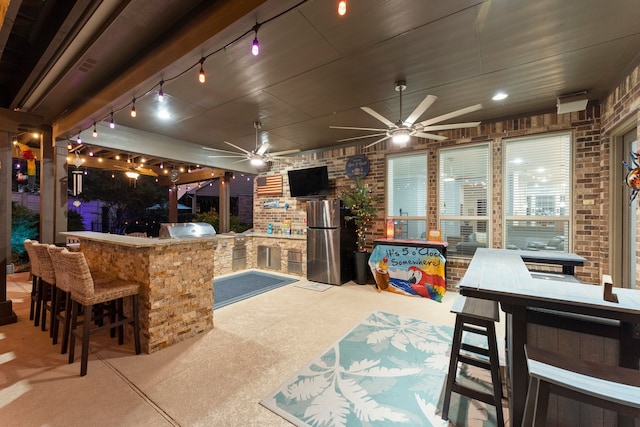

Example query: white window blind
[504,132,571,251]
[387,153,427,239]
[439,144,490,255]
[387,153,427,217]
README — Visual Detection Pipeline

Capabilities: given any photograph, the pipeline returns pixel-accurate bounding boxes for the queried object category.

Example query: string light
[251,23,261,56]
[158,80,164,102]
[92,122,98,137]
[338,0,347,16]
[198,59,206,83]
[88,147,94,156]
[69,0,316,140]
[77,133,81,144]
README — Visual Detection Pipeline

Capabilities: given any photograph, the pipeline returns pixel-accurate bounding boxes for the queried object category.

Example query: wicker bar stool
[31,242,57,335]
[60,249,141,376]
[23,239,42,326]
[47,245,73,352]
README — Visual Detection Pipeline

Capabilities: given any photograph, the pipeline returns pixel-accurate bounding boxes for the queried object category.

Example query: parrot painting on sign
[623,152,640,205]
[15,142,37,192]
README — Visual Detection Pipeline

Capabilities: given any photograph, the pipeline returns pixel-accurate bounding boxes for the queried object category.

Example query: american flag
[256,175,282,196]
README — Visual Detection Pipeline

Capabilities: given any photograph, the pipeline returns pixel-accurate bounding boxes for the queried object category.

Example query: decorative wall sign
[263,200,280,209]
[368,244,446,302]
[345,154,370,179]
[257,174,283,196]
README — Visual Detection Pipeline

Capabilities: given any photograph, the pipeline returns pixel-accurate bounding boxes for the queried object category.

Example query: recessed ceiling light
[492,92,508,101]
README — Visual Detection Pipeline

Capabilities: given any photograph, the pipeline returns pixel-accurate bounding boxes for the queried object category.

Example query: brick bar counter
[61,231,215,353]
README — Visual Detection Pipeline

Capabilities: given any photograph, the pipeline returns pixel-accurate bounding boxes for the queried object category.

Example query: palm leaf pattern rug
[261,311,500,427]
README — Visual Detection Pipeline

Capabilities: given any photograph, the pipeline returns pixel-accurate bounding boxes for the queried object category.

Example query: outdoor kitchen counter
[61,231,215,353]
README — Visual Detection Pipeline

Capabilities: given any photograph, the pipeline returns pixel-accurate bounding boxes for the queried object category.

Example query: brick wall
[250,63,640,288]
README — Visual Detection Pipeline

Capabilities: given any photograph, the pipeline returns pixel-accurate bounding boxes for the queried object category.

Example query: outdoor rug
[214,270,299,309]
[260,311,503,427]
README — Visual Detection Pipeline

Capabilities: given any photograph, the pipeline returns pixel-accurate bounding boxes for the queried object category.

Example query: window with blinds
[386,153,427,239]
[504,132,571,252]
[438,144,490,256]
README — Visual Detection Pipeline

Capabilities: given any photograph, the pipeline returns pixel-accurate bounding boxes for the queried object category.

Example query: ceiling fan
[204,121,300,166]
[331,80,483,148]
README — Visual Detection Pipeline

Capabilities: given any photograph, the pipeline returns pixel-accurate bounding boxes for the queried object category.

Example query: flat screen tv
[288,166,330,198]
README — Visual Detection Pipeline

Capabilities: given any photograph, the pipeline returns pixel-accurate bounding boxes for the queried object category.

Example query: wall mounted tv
[288,166,330,198]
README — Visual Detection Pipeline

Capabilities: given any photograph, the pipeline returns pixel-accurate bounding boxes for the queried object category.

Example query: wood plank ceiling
[2,0,640,177]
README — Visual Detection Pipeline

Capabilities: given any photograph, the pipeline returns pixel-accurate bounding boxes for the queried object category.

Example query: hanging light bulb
[88,147,94,157]
[67,142,72,150]
[92,122,98,137]
[130,98,137,118]
[77,133,82,144]
[109,112,115,128]
[251,23,261,56]
[198,59,206,83]
[158,81,164,102]
[338,0,347,16]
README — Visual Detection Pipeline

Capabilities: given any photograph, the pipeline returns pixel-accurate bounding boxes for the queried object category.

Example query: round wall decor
[345,154,370,179]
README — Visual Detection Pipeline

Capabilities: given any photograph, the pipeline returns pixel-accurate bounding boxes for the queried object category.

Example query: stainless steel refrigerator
[306,199,356,285]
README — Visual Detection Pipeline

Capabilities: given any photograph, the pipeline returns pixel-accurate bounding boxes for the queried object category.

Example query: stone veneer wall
[213,235,306,277]
[254,108,608,286]
[80,239,214,353]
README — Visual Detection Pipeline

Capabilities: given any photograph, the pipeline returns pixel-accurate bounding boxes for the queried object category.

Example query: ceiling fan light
[391,131,410,144]
[125,171,139,179]
[250,157,264,166]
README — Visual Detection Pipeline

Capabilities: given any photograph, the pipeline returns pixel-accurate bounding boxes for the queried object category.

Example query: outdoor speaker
[557,92,588,114]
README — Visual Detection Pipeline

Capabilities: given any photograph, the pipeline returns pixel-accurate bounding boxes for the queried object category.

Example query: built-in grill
[232,235,247,271]
[159,222,216,239]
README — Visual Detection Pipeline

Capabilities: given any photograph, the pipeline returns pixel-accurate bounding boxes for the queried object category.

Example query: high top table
[458,248,640,426]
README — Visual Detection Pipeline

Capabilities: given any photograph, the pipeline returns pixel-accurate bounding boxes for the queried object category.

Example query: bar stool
[47,245,73,352]
[523,346,640,426]
[23,240,42,326]
[60,249,141,376]
[31,242,57,334]
[442,295,505,427]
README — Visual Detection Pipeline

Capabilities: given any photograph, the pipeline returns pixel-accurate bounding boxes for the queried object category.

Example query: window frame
[502,131,573,252]
[385,151,428,240]
[437,142,492,256]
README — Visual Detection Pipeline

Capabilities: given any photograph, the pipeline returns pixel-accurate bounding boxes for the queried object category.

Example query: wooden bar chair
[23,239,42,326]
[523,346,640,426]
[442,295,505,427]
[60,249,141,376]
[31,242,57,334]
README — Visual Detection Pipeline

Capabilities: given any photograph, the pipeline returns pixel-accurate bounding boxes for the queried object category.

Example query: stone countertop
[61,231,216,248]
[217,232,306,240]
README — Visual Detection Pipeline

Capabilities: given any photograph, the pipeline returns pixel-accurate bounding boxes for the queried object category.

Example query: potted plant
[341,178,381,284]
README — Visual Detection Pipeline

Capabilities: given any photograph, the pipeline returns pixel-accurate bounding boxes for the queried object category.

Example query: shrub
[11,203,39,264]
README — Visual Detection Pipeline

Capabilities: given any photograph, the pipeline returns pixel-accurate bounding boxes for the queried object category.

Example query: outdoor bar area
[2,1,640,426]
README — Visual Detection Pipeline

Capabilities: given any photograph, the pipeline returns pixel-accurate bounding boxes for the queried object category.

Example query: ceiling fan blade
[360,106,395,127]
[223,140,251,154]
[202,146,243,155]
[330,125,388,132]
[256,142,270,156]
[206,155,246,158]
[233,158,250,164]
[414,132,447,141]
[422,122,481,131]
[270,149,301,156]
[364,135,391,149]
[419,103,483,127]
[337,133,387,143]
[405,94,437,125]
